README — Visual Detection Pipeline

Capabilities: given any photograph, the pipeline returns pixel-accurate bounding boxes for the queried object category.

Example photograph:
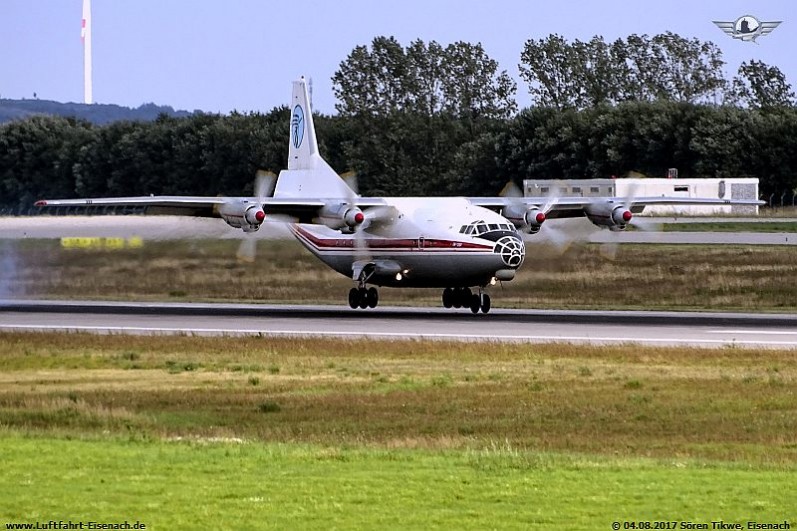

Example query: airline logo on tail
[292,105,305,149]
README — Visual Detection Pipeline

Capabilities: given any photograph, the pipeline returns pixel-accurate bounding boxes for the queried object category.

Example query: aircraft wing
[467,196,764,219]
[34,195,388,224]
[35,196,228,217]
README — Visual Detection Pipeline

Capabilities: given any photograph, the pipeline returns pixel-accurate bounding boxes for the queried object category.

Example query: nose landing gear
[442,287,491,314]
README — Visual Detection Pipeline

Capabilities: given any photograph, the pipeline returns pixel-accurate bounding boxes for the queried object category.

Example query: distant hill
[0,98,193,125]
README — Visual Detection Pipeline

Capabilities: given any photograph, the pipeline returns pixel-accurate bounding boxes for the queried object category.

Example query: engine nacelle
[219,201,266,233]
[584,203,633,230]
[503,204,546,234]
[318,203,365,232]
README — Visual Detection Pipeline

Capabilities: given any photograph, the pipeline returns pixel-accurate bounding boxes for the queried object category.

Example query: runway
[2,300,797,348]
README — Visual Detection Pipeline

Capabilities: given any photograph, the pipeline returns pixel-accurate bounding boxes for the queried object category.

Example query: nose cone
[494,234,525,268]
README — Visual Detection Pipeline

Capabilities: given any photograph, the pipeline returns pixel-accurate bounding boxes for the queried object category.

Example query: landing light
[395,273,403,281]
[490,277,497,286]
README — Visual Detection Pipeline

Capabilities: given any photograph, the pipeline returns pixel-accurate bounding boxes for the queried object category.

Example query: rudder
[275,77,352,199]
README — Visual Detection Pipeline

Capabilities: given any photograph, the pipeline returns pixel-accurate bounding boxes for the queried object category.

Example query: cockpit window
[461,220,517,237]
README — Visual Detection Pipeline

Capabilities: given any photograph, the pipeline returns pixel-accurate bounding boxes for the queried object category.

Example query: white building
[523,178,760,215]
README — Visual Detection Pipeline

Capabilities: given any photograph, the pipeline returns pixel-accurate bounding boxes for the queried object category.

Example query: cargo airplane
[36,78,762,313]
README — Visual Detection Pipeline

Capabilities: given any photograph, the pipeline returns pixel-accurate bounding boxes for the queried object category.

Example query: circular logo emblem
[494,236,525,268]
[291,105,304,149]
[734,15,759,34]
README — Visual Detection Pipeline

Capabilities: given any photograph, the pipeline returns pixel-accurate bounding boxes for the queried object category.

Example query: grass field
[3,434,795,529]
[2,233,796,527]
[1,333,795,528]
[4,238,797,311]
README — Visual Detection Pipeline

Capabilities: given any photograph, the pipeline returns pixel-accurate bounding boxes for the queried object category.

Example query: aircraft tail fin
[275,77,353,199]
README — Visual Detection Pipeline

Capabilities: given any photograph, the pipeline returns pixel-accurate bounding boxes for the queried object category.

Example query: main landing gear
[442,287,491,314]
[348,286,379,309]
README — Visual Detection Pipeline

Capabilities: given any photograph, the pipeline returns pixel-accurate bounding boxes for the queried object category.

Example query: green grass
[2,333,796,462]
[1,434,795,530]
[1,333,796,528]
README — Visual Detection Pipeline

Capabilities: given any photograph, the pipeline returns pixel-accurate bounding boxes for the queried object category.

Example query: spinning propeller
[506,180,661,259]
[342,174,396,264]
[594,182,661,260]
[502,180,577,253]
[236,170,277,263]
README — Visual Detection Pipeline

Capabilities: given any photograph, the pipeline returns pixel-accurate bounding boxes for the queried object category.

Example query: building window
[674,185,689,192]
[590,187,600,193]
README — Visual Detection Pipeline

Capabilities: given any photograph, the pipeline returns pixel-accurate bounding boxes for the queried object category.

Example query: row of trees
[2,101,796,209]
[519,33,795,109]
[0,99,190,126]
[332,37,517,119]
[1,33,796,210]
[335,34,796,112]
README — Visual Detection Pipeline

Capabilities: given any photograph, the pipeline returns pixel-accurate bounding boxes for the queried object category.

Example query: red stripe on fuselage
[291,225,493,252]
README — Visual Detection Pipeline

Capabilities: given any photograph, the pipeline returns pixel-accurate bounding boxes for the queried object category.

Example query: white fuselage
[290,198,526,288]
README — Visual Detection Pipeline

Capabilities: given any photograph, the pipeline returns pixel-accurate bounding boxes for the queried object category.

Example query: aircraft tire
[358,287,369,309]
[452,288,463,308]
[480,294,491,314]
[367,287,379,308]
[442,288,453,308]
[348,288,359,309]
[469,294,481,314]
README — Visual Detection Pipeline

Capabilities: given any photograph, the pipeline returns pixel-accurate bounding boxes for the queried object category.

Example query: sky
[1,0,794,115]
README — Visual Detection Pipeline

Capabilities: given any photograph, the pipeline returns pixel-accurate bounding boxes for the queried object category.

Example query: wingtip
[34,200,47,207]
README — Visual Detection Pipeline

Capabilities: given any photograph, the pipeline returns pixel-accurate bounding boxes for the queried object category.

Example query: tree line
[0,99,191,126]
[520,33,794,108]
[1,33,796,211]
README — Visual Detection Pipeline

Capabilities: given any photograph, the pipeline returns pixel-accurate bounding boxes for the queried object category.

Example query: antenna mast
[82,0,93,104]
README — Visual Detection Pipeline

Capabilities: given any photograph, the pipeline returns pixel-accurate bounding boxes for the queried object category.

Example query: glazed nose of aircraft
[494,234,525,268]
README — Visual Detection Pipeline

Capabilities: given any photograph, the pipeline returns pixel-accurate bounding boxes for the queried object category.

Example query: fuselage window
[488,223,499,231]
[459,225,468,234]
[465,225,474,235]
